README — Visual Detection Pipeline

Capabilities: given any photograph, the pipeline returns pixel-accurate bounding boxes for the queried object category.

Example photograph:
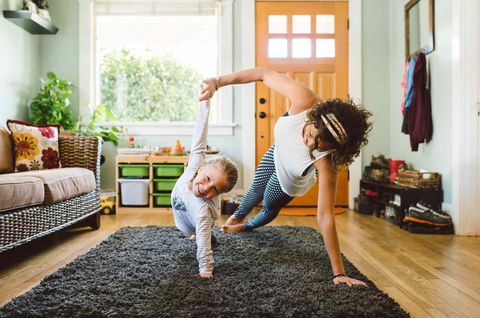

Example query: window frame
[79,0,235,136]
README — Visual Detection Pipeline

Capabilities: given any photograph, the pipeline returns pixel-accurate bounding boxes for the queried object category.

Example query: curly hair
[305,98,372,168]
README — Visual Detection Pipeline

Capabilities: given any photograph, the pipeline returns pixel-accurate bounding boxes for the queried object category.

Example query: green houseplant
[30,72,74,130]
[72,103,121,147]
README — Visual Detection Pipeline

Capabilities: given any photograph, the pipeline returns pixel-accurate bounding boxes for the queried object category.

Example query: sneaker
[416,200,441,212]
[416,200,450,216]
[417,200,450,217]
[405,206,452,226]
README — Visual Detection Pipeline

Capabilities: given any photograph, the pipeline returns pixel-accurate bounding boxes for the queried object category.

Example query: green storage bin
[153,164,184,177]
[118,164,150,178]
[154,179,178,191]
[153,193,172,206]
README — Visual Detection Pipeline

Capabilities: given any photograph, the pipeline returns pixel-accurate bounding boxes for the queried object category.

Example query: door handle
[259,112,266,119]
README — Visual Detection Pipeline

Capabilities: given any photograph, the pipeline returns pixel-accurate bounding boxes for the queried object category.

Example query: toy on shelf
[222,195,244,215]
[206,145,220,154]
[229,194,244,204]
[128,137,135,148]
[170,139,185,156]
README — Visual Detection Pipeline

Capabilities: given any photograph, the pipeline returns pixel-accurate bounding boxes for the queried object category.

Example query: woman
[200,68,371,286]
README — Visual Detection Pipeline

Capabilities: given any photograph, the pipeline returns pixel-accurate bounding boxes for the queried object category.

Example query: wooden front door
[255,1,349,206]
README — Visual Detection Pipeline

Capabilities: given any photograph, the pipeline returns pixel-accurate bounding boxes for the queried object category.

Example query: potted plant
[30,72,74,130]
[72,103,121,165]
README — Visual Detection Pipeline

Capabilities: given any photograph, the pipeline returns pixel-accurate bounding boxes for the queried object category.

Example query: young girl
[200,68,371,287]
[171,99,238,278]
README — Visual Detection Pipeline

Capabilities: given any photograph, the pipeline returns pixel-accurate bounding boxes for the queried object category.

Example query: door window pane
[316,15,335,34]
[292,39,311,58]
[268,39,288,58]
[269,15,287,34]
[316,39,335,58]
[292,15,311,34]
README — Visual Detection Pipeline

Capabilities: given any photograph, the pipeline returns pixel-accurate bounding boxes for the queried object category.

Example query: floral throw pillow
[6,120,62,172]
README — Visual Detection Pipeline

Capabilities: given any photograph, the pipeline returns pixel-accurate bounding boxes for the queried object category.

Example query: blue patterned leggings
[234,144,294,230]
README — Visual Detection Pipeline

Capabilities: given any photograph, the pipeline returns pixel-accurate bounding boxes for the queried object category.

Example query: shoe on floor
[416,200,450,216]
[405,206,452,226]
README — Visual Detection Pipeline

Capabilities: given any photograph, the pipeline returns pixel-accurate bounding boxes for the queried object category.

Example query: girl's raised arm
[185,100,210,175]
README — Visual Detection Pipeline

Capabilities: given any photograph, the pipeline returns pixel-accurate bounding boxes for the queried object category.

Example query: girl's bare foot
[190,235,196,240]
[224,214,243,226]
[221,223,246,233]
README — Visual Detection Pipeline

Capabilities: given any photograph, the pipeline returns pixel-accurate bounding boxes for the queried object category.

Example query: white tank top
[274,110,334,197]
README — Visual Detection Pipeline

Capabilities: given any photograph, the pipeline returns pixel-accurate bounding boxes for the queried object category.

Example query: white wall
[361,0,453,205]
[389,0,453,204]
[39,0,80,119]
[0,0,41,124]
[361,0,391,167]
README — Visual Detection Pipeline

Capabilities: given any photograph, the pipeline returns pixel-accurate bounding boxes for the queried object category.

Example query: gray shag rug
[0,226,409,317]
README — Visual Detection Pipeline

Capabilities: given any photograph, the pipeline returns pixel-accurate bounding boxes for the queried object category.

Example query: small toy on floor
[100,190,116,215]
[222,195,244,215]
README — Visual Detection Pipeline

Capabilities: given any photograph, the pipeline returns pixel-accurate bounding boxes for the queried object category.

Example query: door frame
[451,0,480,236]
[241,0,362,209]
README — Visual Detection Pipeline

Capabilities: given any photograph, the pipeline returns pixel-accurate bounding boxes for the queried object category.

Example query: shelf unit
[3,11,59,34]
[116,155,189,214]
[359,179,443,229]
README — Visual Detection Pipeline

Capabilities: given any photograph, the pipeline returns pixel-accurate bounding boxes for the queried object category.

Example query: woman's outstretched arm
[200,68,321,114]
[313,157,368,287]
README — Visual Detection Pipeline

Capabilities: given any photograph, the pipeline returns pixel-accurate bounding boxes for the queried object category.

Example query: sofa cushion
[0,176,45,212]
[7,120,62,172]
[3,168,96,205]
[0,126,13,174]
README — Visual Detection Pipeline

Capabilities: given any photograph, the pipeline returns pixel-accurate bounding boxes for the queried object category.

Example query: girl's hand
[199,78,216,101]
[333,276,368,287]
[196,273,213,279]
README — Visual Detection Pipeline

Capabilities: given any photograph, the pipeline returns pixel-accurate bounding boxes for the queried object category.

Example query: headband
[321,113,348,145]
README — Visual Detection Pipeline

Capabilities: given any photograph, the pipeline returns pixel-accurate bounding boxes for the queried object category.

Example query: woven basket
[398,170,440,189]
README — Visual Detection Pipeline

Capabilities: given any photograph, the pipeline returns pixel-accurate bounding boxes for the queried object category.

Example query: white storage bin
[118,179,150,206]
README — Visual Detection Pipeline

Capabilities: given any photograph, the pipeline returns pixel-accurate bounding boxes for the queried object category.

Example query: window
[96,16,218,123]
[79,0,234,135]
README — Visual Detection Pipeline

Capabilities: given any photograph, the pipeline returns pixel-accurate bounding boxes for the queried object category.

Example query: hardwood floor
[1,209,480,317]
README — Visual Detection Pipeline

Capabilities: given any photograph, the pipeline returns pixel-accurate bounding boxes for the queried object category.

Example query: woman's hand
[199,78,216,101]
[196,273,213,279]
[333,275,368,287]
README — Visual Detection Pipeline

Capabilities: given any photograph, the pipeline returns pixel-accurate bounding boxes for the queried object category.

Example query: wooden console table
[359,179,443,228]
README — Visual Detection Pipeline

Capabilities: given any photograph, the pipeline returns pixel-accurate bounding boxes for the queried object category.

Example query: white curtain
[94,0,217,16]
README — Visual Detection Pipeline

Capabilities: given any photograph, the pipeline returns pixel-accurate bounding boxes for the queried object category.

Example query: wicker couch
[0,125,102,253]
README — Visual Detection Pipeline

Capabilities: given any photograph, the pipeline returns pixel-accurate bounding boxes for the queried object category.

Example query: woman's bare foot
[221,223,246,233]
[190,235,196,240]
[224,214,243,226]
